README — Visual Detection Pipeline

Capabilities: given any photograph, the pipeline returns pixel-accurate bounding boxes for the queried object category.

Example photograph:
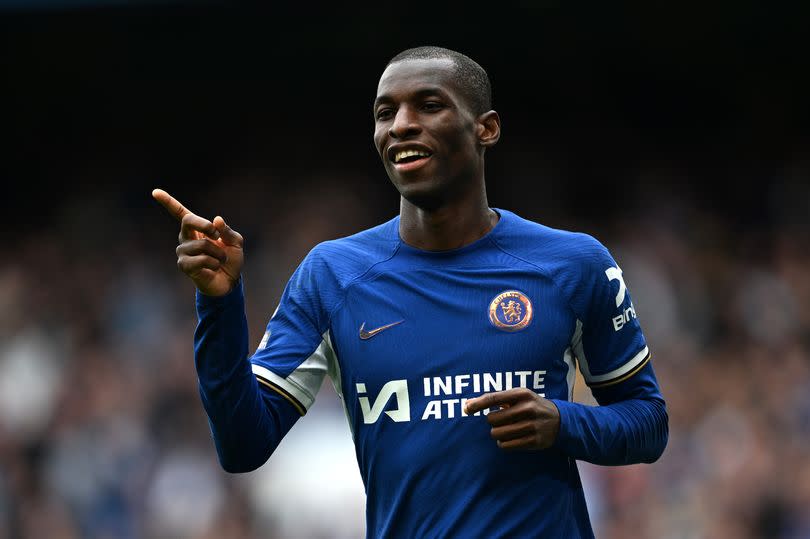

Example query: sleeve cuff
[195,277,244,314]
[548,398,579,453]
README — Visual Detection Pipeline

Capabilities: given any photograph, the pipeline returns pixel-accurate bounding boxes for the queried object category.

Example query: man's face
[373,58,482,208]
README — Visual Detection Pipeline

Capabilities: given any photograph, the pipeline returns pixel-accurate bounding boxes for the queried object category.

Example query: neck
[398,184,498,251]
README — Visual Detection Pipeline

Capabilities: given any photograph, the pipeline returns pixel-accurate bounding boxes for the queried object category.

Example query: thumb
[213,216,243,246]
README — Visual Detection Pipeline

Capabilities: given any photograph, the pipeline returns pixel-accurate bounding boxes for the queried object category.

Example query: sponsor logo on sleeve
[606,266,637,331]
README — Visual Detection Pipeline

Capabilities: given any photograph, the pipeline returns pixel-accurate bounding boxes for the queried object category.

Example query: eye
[376,107,394,121]
[422,101,444,112]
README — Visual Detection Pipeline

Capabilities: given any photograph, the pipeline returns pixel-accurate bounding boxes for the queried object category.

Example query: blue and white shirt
[194,209,668,538]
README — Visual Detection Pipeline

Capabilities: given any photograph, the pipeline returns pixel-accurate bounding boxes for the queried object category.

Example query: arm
[153,189,300,472]
[462,362,667,465]
[195,280,301,472]
[550,237,668,464]
[549,360,668,465]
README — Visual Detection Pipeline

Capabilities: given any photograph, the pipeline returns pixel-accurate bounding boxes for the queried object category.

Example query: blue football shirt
[221,208,662,538]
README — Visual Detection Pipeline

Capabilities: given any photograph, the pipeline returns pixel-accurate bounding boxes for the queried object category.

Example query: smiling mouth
[392,149,432,164]
[390,149,433,171]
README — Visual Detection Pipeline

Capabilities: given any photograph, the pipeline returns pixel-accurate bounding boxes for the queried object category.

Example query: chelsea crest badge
[488,290,533,332]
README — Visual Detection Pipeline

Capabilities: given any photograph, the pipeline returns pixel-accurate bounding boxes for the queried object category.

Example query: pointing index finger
[152,188,192,222]
[464,389,527,415]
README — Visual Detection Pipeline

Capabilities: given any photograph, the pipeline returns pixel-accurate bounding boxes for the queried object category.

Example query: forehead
[375,58,460,103]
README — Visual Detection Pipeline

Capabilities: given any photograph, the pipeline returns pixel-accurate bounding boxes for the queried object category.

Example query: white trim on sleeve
[252,330,334,413]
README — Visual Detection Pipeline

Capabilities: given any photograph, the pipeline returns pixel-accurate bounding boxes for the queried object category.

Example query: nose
[388,106,421,139]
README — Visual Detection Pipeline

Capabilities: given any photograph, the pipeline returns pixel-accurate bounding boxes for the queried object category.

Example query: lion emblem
[489,290,533,332]
[500,300,523,323]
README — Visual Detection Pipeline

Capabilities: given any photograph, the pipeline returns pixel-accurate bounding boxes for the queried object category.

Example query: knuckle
[511,403,530,419]
[198,240,215,254]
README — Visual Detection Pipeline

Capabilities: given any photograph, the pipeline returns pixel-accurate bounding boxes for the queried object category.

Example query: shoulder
[494,210,620,318]
[494,209,613,274]
[300,216,401,288]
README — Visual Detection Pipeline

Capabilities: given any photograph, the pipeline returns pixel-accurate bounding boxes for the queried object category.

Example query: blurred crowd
[1,169,808,539]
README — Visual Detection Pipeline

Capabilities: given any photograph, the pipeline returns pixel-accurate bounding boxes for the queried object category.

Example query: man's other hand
[464,388,561,450]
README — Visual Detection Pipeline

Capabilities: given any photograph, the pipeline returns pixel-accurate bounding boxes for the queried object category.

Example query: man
[154,46,668,538]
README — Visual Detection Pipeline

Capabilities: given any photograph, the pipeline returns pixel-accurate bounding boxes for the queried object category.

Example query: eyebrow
[373,86,452,110]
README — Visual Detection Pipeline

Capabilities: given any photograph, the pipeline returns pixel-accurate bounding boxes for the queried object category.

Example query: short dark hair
[386,46,492,115]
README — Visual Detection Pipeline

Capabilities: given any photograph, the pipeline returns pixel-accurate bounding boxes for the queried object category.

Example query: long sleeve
[536,232,669,465]
[194,279,301,473]
[549,361,668,465]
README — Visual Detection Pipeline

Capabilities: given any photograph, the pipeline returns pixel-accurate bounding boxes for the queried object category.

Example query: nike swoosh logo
[359,320,404,340]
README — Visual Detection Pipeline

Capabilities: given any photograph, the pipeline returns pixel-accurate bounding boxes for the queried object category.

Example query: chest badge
[489,290,533,332]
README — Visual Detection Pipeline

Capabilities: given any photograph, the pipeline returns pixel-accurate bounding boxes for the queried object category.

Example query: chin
[401,192,443,211]
[396,180,451,212]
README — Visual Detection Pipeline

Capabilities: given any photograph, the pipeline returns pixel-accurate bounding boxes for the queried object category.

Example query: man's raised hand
[464,388,561,451]
[152,188,244,297]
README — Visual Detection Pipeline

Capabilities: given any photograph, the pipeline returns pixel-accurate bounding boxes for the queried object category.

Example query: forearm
[194,280,299,472]
[549,363,668,465]
[550,396,667,465]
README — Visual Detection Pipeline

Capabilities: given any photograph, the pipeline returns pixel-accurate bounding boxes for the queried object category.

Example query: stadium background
[2,2,809,538]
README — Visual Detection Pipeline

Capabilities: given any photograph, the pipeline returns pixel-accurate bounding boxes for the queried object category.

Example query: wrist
[547,399,576,452]
[196,276,244,312]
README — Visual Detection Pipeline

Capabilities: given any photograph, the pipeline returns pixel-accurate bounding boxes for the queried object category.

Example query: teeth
[394,149,430,163]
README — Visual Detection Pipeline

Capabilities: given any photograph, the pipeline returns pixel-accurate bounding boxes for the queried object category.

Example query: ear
[476,110,501,148]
